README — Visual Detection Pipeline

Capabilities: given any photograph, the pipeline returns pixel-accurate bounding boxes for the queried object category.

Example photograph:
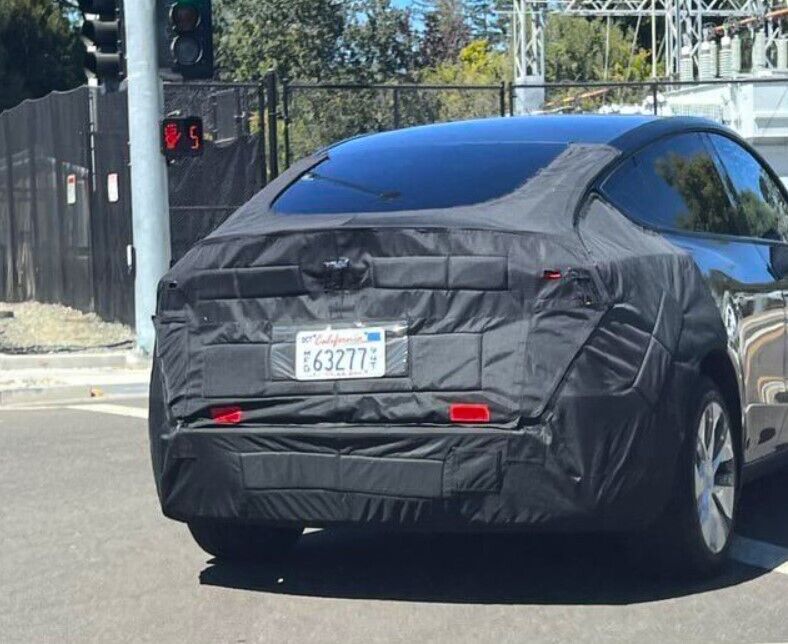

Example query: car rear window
[272,142,568,214]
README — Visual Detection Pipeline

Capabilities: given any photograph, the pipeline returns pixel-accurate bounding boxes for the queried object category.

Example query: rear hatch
[155,227,608,429]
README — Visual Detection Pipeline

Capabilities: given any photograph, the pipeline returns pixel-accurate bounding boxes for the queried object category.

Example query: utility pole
[652,0,658,78]
[124,0,171,354]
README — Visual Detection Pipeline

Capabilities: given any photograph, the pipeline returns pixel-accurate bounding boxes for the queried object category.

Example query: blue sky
[391,0,424,28]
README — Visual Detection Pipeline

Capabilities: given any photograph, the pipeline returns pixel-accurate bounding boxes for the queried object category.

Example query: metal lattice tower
[511,0,781,85]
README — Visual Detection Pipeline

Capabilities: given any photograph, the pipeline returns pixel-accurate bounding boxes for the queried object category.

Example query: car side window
[707,133,788,243]
[602,132,737,236]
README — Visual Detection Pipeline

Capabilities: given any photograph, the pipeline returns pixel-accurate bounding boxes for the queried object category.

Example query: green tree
[465,0,505,46]
[214,0,345,81]
[543,15,652,109]
[342,0,418,83]
[416,0,471,67]
[657,153,787,240]
[545,14,650,82]
[422,38,509,84]
[281,0,419,161]
[738,189,781,239]
[492,0,512,46]
[656,153,738,235]
[418,39,509,123]
[0,0,85,112]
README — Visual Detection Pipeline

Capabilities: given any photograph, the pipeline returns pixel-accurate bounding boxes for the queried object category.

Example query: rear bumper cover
[154,388,683,532]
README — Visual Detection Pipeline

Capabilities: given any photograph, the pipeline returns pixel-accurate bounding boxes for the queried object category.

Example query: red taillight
[211,406,243,425]
[543,269,563,280]
[449,403,491,424]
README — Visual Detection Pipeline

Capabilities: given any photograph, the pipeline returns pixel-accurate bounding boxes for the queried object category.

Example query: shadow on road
[198,470,788,605]
[737,468,788,548]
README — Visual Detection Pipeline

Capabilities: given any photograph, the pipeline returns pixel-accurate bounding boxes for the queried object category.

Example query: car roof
[331,114,731,155]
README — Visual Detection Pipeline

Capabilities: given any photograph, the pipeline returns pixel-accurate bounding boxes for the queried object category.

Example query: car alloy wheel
[693,399,736,554]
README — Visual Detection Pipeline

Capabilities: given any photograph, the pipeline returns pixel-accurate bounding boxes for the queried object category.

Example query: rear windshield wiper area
[303,171,402,202]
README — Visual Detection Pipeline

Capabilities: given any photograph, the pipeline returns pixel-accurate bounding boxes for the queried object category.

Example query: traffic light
[166,1,214,79]
[161,117,205,160]
[79,0,124,87]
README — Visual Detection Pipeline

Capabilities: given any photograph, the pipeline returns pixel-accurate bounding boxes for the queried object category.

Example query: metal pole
[210,93,219,140]
[85,89,97,311]
[665,8,672,77]
[257,83,268,189]
[27,99,39,301]
[499,81,506,117]
[3,118,19,301]
[393,87,401,129]
[52,98,70,301]
[652,81,659,115]
[652,0,658,78]
[282,79,292,168]
[265,71,279,179]
[125,0,171,355]
[234,87,243,140]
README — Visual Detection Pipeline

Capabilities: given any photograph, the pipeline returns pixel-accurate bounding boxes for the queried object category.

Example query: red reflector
[449,403,491,423]
[210,406,243,425]
[543,269,563,280]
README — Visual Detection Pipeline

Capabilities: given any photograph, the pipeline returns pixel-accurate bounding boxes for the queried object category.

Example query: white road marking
[730,535,788,576]
[67,403,148,420]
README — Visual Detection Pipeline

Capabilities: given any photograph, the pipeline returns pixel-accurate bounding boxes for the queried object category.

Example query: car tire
[642,376,739,578]
[188,520,303,562]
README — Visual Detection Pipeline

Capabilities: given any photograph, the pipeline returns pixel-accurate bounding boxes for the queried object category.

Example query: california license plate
[295,327,386,381]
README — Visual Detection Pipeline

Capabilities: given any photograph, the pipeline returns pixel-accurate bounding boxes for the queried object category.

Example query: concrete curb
[0,381,150,407]
[0,385,97,407]
[0,351,151,371]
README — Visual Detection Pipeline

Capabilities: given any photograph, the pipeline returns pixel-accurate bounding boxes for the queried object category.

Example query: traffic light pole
[124,0,171,354]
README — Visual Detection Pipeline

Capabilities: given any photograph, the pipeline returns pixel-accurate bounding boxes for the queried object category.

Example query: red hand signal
[163,122,182,150]
[162,117,203,158]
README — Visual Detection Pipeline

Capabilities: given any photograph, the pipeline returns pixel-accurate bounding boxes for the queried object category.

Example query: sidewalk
[0,301,148,405]
[0,350,151,406]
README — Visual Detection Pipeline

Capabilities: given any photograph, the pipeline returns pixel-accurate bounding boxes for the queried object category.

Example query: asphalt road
[2,397,788,643]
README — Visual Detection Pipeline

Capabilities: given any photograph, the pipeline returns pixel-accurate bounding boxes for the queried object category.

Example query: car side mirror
[770,245,788,280]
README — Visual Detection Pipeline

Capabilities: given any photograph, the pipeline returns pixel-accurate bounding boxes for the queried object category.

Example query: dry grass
[0,301,133,353]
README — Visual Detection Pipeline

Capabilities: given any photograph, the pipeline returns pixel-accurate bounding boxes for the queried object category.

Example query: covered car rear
[149,116,726,531]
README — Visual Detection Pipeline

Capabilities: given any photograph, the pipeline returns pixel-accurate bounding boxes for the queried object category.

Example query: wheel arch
[699,349,744,466]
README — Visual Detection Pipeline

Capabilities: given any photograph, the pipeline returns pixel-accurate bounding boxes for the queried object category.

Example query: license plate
[295,327,386,381]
